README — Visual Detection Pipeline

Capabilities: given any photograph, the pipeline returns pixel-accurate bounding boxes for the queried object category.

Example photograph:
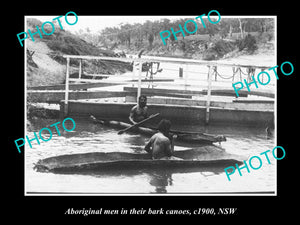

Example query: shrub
[258,32,274,43]
[202,39,235,60]
[213,39,235,56]
[237,34,258,53]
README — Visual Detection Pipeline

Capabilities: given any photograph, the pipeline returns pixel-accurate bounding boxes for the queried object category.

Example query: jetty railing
[61,54,274,124]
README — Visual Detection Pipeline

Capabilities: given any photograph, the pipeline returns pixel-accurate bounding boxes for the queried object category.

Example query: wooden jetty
[60,100,273,126]
[28,54,275,127]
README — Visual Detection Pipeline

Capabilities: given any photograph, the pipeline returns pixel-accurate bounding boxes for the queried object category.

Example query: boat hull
[93,117,226,145]
[34,148,246,174]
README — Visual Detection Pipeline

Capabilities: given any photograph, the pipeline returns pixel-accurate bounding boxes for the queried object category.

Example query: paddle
[144,125,206,135]
[89,115,106,124]
[117,113,160,135]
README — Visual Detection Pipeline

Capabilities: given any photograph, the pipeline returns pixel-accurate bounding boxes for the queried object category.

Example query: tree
[182,18,197,35]
[206,19,220,38]
[257,18,274,33]
[119,23,132,47]
[238,18,245,38]
[143,20,154,46]
[148,33,154,48]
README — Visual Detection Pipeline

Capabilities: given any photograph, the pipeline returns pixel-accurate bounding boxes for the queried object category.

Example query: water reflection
[48,166,227,194]
[147,167,225,193]
[149,171,172,193]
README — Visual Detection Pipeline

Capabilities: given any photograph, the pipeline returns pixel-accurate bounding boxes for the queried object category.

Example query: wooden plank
[137,61,142,99]
[124,86,205,96]
[27,91,132,103]
[233,99,274,103]
[205,66,212,124]
[29,79,174,91]
[125,96,274,111]
[124,87,193,99]
[247,91,275,98]
[129,79,174,82]
[79,59,82,79]
[124,87,248,97]
[69,78,111,83]
[70,78,174,83]
[202,89,274,98]
[210,101,274,111]
[28,82,124,90]
[64,57,70,116]
[202,89,248,97]
[62,54,272,69]
[62,55,135,62]
[130,90,193,99]
[126,96,202,106]
[83,74,112,77]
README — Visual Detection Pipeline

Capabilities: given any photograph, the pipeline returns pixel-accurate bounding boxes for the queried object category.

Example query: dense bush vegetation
[236,34,258,54]
[93,18,274,51]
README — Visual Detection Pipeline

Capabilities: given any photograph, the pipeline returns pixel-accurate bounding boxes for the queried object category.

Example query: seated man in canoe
[144,119,182,160]
[129,95,148,124]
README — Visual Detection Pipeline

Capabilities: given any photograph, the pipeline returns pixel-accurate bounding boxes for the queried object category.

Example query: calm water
[25,118,276,195]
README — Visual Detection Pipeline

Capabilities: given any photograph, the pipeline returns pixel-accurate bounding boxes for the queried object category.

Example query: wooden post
[213,66,217,81]
[232,67,235,82]
[137,59,142,101]
[132,61,135,87]
[64,57,70,117]
[205,65,212,125]
[79,59,82,79]
[239,67,242,82]
[260,68,264,83]
[185,64,189,91]
[179,67,183,78]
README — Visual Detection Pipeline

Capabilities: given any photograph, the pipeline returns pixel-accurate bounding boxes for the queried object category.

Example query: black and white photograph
[21,14,279,195]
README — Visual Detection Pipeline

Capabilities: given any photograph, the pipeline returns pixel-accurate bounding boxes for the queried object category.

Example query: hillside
[26,18,132,87]
[91,17,274,61]
[105,31,274,61]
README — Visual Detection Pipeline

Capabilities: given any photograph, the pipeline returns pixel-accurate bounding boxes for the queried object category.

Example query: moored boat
[90,115,226,146]
[34,147,246,173]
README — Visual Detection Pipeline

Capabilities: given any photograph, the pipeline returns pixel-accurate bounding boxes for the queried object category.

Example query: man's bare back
[144,132,173,159]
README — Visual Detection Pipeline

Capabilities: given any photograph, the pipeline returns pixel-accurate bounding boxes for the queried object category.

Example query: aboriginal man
[144,119,181,160]
[129,95,148,124]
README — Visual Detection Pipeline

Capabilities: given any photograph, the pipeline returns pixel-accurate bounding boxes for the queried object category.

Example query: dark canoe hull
[94,118,226,145]
[34,147,246,174]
